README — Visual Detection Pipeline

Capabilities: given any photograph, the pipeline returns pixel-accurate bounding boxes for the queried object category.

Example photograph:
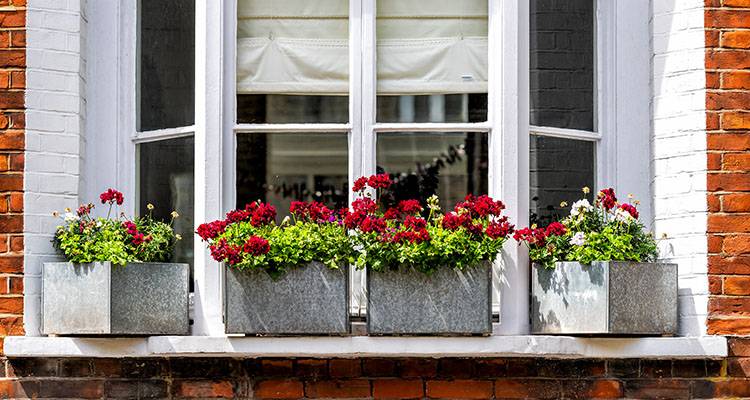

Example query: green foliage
[53,201,179,265]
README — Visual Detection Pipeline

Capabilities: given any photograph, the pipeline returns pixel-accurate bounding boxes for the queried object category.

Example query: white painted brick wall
[23,0,86,336]
[651,0,708,336]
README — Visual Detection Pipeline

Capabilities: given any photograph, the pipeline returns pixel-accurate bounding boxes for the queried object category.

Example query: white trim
[193,0,227,336]
[596,0,617,191]
[133,126,196,143]
[529,126,602,142]
[234,123,351,133]
[5,335,729,359]
[373,122,491,133]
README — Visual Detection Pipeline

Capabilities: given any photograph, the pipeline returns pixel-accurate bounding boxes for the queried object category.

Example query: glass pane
[530,0,595,131]
[530,135,595,226]
[236,133,349,217]
[138,0,195,131]
[236,0,349,123]
[376,0,489,122]
[138,137,195,277]
[376,132,488,211]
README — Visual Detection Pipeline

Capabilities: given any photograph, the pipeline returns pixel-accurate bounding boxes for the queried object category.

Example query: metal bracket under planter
[42,262,190,335]
[367,261,493,336]
[224,262,350,335]
[530,261,678,335]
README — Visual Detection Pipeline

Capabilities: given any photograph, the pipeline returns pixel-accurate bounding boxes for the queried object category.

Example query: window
[136,0,196,280]
[529,0,597,225]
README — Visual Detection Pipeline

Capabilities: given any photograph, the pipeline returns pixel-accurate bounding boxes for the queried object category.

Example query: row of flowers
[53,174,659,272]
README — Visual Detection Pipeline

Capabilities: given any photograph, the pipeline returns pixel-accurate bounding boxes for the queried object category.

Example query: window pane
[138,137,195,273]
[530,0,595,131]
[236,0,349,123]
[376,0,488,122]
[138,0,195,131]
[377,132,488,211]
[530,136,594,226]
[236,133,349,217]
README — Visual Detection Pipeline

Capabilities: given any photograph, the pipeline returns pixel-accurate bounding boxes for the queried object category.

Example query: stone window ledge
[4,335,728,359]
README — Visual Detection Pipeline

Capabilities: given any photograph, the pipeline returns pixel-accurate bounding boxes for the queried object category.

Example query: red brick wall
[0,0,24,353]
[706,0,750,335]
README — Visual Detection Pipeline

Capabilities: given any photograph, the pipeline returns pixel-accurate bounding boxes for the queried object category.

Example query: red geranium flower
[367,173,392,189]
[545,222,567,236]
[398,200,423,214]
[250,203,276,227]
[100,188,124,206]
[619,203,639,219]
[243,235,270,256]
[196,220,228,241]
[598,188,617,210]
[352,176,368,192]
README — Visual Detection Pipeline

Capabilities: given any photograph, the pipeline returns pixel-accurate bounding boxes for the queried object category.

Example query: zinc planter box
[42,262,189,335]
[367,261,492,336]
[224,262,350,335]
[531,261,678,335]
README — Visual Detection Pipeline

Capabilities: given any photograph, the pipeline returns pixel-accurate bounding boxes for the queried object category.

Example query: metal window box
[367,261,493,336]
[531,261,678,335]
[42,262,190,335]
[224,262,350,335]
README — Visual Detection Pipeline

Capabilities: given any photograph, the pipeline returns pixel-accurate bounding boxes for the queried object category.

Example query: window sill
[5,335,727,359]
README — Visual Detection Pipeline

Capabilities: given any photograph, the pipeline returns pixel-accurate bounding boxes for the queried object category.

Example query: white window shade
[236,0,488,96]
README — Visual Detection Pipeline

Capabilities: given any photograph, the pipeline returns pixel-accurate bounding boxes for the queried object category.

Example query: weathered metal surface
[531,261,678,335]
[224,262,350,335]
[367,262,492,336]
[42,262,190,335]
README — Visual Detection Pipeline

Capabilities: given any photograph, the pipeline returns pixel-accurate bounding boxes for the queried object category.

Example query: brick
[426,380,493,399]
[438,359,476,378]
[706,9,750,28]
[723,193,750,212]
[728,358,750,377]
[710,255,750,274]
[707,91,750,110]
[295,359,328,379]
[494,379,561,399]
[305,379,370,399]
[709,234,723,253]
[624,379,690,399]
[169,358,241,379]
[255,380,304,399]
[708,317,750,334]
[707,50,750,70]
[7,359,58,377]
[724,30,750,49]
[724,71,750,89]
[709,172,750,191]
[8,193,21,213]
[39,380,103,399]
[398,359,438,378]
[0,130,23,150]
[708,133,750,151]
[0,316,23,335]
[731,338,750,356]
[562,380,623,399]
[9,31,24,48]
[261,360,293,377]
[710,296,750,316]
[722,111,750,130]
[710,275,723,294]
[724,276,750,295]
[0,296,22,314]
[9,236,21,253]
[707,29,720,47]
[59,359,92,377]
[708,111,721,130]
[363,359,397,377]
[0,215,22,234]
[0,379,39,399]
[724,235,750,255]
[724,0,750,7]
[707,71,721,89]
[724,154,750,172]
[9,153,22,171]
[105,380,169,399]
[607,360,640,378]
[172,380,235,398]
[0,51,23,68]
[709,215,750,233]
[372,379,423,399]
[537,360,605,378]
[9,71,23,89]
[0,91,22,109]
[329,359,361,378]
[0,11,24,28]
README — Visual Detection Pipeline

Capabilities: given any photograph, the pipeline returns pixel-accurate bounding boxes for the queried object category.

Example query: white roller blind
[236,0,488,95]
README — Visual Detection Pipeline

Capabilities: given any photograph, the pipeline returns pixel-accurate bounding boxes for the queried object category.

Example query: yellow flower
[171,211,179,219]
[627,193,634,199]
[560,201,568,208]
[147,203,155,210]
[582,187,590,194]
[175,234,182,241]
[64,207,71,213]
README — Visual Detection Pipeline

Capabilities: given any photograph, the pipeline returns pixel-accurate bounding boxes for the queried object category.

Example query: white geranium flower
[64,212,79,223]
[614,208,635,223]
[570,199,593,217]
[570,231,586,246]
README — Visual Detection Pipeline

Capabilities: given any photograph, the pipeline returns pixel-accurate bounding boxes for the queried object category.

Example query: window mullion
[360,0,377,179]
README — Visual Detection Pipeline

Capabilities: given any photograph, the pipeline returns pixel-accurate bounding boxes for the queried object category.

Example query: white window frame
[106,0,619,337]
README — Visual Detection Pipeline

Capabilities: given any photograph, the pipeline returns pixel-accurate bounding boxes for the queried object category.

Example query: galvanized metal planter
[367,261,492,336]
[531,261,678,335]
[42,262,190,335]
[224,262,350,335]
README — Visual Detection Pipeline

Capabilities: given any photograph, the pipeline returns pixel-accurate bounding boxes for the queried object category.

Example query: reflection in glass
[236,133,349,217]
[376,0,488,122]
[530,136,595,226]
[138,137,195,275]
[138,0,195,131]
[530,0,594,131]
[236,0,349,123]
[377,132,488,212]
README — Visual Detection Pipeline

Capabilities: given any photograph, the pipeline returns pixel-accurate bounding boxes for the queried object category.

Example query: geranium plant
[514,187,659,268]
[53,189,180,264]
[346,174,514,273]
[197,200,353,277]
